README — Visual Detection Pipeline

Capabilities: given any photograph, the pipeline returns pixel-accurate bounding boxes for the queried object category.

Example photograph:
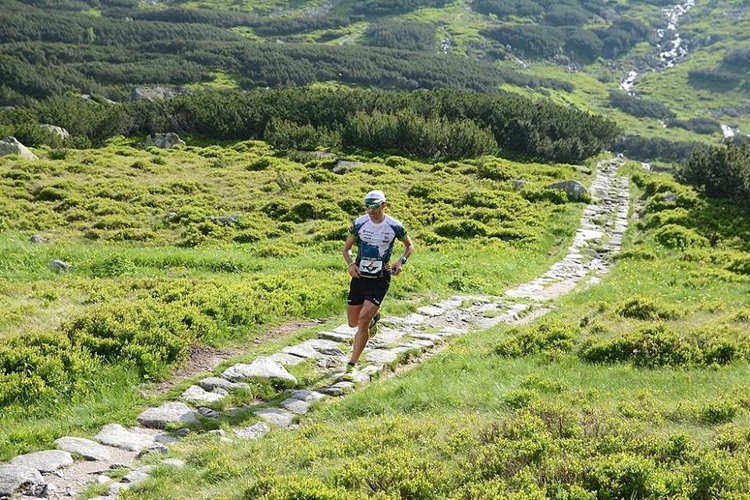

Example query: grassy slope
[0,140,586,460]
[118,164,750,499]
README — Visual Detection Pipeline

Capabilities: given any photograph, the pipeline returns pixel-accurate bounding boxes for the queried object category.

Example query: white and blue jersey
[350,214,408,278]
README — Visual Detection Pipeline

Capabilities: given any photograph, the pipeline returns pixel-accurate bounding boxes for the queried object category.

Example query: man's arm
[391,235,414,275]
[343,236,359,278]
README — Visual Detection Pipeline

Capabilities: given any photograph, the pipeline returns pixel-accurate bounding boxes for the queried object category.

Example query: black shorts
[347,276,391,307]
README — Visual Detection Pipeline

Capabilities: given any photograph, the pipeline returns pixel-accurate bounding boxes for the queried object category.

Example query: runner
[342,190,414,378]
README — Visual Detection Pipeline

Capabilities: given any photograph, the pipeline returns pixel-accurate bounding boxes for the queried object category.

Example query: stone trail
[3,158,629,499]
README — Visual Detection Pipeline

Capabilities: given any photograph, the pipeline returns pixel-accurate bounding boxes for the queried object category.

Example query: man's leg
[349,300,379,365]
[347,304,362,328]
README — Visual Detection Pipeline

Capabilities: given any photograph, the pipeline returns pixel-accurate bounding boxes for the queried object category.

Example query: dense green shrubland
[0,87,620,163]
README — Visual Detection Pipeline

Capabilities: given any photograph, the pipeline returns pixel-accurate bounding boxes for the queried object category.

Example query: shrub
[64,302,195,378]
[434,220,488,238]
[494,320,578,357]
[580,325,699,368]
[477,161,514,181]
[90,254,136,277]
[617,297,680,321]
[653,224,708,249]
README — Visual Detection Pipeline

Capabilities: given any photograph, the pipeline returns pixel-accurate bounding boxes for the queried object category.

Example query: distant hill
[1,0,749,152]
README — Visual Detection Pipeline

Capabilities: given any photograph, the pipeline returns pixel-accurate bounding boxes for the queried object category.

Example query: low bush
[616,296,681,321]
[494,320,578,357]
[653,224,708,249]
[579,324,750,368]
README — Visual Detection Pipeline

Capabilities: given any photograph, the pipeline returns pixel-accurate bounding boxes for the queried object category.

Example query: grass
[0,139,587,460]
[116,161,750,499]
[3,136,749,496]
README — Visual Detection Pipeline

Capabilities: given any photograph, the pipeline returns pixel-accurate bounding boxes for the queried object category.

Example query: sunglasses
[364,202,383,209]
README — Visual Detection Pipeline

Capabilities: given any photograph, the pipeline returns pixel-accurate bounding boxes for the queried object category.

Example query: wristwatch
[400,256,407,265]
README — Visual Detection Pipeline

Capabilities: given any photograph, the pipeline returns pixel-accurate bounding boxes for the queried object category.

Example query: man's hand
[348,263,360,278]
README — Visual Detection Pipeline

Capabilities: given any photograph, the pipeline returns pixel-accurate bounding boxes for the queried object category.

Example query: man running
[342,190,414,377]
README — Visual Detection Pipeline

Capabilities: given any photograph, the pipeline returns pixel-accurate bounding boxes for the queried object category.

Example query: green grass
[0,139,588,460]
[119,162,750,499]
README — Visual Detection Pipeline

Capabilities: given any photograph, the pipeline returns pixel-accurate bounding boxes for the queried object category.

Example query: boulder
[546,180,589,201]
[50,259,72,272]
[0,136,38,160]
[39,124,70,139]
[142,133,185,149]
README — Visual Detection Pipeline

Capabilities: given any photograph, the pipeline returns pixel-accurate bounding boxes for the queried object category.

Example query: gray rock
[11,450,74,473]
[49,259,71,272]
[255,408,296,428]
[55,437,112,461]
[122,465,155,484]
[161,458,185,468]
[546,180,589,201]
[365,349,399,364]
[288,389,326,402]
[221,357,298,384]
[0,136,38,160]
[95,424,156,452]
[234,422,270,439]
[208,214,240,224]
[267,352,307,366]
[136,402,200,429]
[180,385,226,404]
[29,234,45,244]
[332,160,362,173]
[142,132,185,149]
[280,398,311,415]
[0,465,46,498]
[198,377,250,392]
[40,124,70,139]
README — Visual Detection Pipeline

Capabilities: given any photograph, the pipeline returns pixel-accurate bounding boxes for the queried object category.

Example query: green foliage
[0,333,97,407]
[616,296,681,321]
[494,320,578,358]
[677,142,750,204]
[579,324,750,368]
[63,302,196,378]
[608,90,675,120]
[653,224,708,249]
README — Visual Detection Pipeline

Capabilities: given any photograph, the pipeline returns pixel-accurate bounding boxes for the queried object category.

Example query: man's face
[365,201,385,219]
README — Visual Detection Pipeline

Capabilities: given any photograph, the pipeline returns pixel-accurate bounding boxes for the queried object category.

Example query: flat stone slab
[410,333,444,343]
[268,352,307,366]
[332,324,357,335]
[416,305,446,317]
[137,402,200,429]
[0,465,46,498]
[255,408,296,428]
[288,389,326,402]
[365,349,399,364]
[11,450,74,472]
[222,357,298,384]
[198,377,250,392]
[282,343,320,359]
[55,437,112,461]
[280,398,312,415]
[318,331,354,342]
[95,424,156,452]
[181,385,226,404]
[234,422,270,439]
